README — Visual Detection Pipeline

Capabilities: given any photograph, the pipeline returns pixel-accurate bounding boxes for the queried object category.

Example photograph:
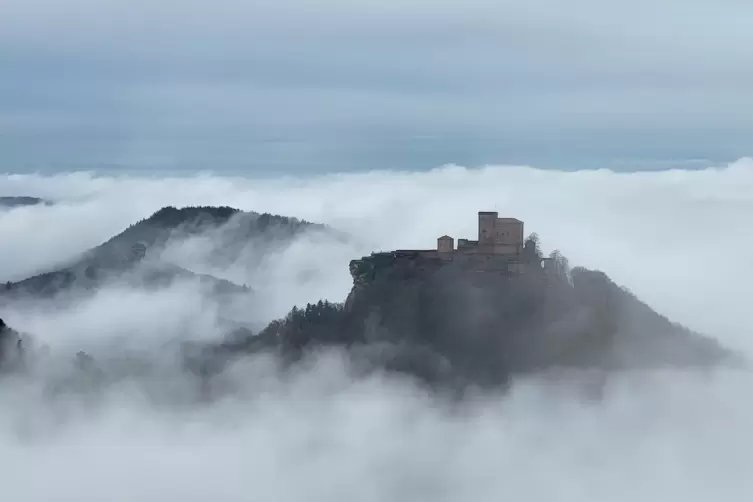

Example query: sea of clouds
[1,159,753,500]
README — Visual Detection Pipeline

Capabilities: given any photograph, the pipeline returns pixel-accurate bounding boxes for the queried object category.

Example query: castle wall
[493,243,520,255]
[508,262,527,274]
[457,239,478,252]
[493,218,524,246]
[452,253,528,274]
[417,250,440,259]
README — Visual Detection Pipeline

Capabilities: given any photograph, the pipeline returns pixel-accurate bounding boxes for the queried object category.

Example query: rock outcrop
[232,246,735,390]
[349,252,730,382]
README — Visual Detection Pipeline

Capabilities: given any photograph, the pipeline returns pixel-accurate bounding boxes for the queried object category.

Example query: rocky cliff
[244,246,735,389]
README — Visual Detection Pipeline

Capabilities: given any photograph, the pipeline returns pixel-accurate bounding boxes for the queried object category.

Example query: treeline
[251,233,575,353]
[257,300,348,350]
[119,205,322,236]
[525,232,571,279]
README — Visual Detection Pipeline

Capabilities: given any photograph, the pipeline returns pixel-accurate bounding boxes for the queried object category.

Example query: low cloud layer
[3,159,752,346]
[2,161,753,500]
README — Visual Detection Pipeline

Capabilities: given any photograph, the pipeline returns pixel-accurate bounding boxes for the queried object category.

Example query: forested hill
[209,238,736,390]
[2,206,330,298]
[0,196,50,208]
[0,229,738,395]
[92,206,325,266]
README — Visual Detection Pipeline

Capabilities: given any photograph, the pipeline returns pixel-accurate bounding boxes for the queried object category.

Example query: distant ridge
[0,196,51,208]
[2,205,330,299]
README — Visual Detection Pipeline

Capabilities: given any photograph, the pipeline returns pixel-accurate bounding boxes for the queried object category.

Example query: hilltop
[79,205,326,271]
[215,250,732,391]
[205,212,735,390]
[0,196,50,208]
[1,205,328,299]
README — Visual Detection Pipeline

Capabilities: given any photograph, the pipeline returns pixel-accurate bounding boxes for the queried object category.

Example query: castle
[436,211,525,257]
[350,211,547,285]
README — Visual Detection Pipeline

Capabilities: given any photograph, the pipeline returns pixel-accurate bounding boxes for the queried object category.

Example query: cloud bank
[1,160,753,499]
[2,0,753,171]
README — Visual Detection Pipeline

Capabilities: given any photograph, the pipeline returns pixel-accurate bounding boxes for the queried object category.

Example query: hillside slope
[1,232,736,395]
[1,206,327,299]
[216,240,735,390]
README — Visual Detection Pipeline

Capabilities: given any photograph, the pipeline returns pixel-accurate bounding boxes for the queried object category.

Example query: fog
[2,160,753,499]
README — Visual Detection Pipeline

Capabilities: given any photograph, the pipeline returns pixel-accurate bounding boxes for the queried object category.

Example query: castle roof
[438,235,453,240]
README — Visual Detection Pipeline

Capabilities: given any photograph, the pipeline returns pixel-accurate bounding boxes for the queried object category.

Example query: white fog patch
[1,159,753,500]
[3,281,223,353]
[1,356,753,501]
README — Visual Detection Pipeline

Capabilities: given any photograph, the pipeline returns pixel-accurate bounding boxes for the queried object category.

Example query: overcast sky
[2,0,752,173]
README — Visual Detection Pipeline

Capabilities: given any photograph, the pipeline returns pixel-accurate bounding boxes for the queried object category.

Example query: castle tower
[437,235,454,253]
[494,217,524,251]
[478,211,498,242]
[477,211,524,255]
[477,211,497,253]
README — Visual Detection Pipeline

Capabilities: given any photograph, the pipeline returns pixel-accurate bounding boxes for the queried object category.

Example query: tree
[523,233,543,262]
[526,232,540,248]
[549,249,571,281]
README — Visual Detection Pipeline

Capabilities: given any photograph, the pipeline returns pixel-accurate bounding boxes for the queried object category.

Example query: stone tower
[437,235,454,253]
[477,211,524,255]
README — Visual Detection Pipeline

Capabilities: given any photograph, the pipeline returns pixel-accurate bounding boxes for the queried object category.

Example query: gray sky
[2,0,752,173]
